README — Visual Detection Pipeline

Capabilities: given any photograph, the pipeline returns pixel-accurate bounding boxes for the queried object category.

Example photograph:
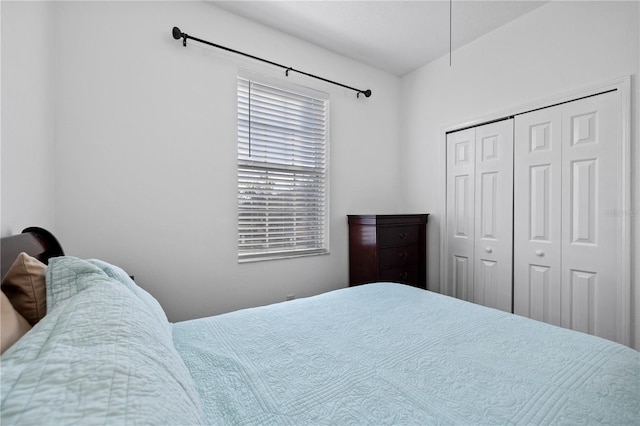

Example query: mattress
[173,282,639,425]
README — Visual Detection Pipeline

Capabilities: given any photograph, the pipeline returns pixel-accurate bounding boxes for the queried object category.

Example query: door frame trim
[440,75,631,346]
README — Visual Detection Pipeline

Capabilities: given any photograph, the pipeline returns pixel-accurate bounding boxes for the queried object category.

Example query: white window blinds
[237,76,329,261]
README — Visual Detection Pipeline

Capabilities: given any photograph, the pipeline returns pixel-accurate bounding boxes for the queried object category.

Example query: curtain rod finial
[172,27,187,47]
[358,89,372,98]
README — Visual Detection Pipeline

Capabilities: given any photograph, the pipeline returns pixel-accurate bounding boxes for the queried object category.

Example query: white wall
[51,1,401,321]
[399,1,640,348]
[1,1,56,236]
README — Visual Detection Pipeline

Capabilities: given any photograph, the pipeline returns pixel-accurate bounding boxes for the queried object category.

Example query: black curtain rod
[172,27,372,98]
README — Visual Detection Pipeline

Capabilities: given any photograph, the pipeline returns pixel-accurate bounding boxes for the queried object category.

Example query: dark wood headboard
[1,227,64,279]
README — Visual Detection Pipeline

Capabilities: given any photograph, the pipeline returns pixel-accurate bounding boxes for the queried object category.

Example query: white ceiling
[213,1,547,76]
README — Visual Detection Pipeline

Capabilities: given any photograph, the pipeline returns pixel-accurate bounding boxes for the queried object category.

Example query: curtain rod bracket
[171,26,372,99]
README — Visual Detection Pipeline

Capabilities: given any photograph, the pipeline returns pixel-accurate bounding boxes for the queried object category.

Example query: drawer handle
[536,250,545,257]
[485,247,493,253]
[399,272,408,280]
[398,252,408,260]
[399,232,408,240]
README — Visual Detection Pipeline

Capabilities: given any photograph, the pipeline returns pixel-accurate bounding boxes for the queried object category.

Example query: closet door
[514,91,621,342]
[446,128,475,302]
[473,121,513,311]
[446,120,513,312]
[513,107,562,326]
[560,91,619,340]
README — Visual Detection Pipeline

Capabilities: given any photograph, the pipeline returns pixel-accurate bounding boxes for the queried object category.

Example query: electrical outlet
[286,294,295,301]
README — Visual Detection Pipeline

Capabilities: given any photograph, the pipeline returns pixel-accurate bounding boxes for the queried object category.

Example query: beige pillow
[1,252,47,326]
[1,291,32,354]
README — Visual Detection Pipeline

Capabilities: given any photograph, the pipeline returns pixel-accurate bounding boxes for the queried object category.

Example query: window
[237,75,329,262]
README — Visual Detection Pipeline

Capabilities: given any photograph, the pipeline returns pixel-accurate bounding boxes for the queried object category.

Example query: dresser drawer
[378,226,420,247]
[379,265,419,285]
[379,245,418,269]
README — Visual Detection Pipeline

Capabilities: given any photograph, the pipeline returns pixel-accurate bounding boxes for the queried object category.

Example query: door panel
[452,255,472,302]
[454,175,472,237]
[526,264,561,325]
[473,121,513,312]
[567,269,597,335]
[514,107,562,326]
[446,129,475,300]
[561,91,618,341]
[569,159,597,244]
[479,172,498,239]
[475,259,498,308]
[529,165,551,241]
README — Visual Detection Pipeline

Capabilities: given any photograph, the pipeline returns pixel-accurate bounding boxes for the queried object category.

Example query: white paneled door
[446,120,514,312]
[514,91,622,342]
[446,128,475,303]
[513,106,563,326]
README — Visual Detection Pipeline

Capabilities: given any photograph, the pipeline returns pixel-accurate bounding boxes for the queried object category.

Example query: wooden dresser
[348,214,428,289]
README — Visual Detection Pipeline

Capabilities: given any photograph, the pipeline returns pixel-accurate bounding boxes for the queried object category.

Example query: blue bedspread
[1,257,205,425]
[2,257,638,425]
[173,283,639,425]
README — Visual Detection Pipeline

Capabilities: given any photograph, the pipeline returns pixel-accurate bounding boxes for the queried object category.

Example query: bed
[1,228,638,425]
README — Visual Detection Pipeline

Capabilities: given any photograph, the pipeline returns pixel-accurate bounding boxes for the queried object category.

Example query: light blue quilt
[173,283,639,425]
[1,257,205,425]
[2,258,638,425]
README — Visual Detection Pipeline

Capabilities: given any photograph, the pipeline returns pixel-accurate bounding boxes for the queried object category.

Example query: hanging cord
[449,0,452,66]
[172,27,372,99]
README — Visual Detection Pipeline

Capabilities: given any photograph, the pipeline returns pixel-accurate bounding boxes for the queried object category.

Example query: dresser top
[347,214,429,226]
